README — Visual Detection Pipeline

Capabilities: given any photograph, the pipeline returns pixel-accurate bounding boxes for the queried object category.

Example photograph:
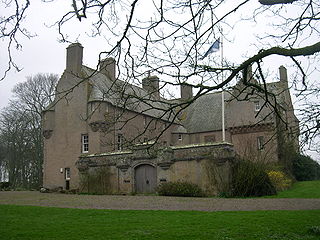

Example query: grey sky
[0,0,294,109]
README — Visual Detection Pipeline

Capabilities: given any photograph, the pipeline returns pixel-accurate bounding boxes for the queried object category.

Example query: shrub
[292,154,320,181]
[0,182,10,190]
[231,159,276,197]
[79,167,112,194]
[309,226,320,236]
[267,170,292,191]
[157,181,205,197]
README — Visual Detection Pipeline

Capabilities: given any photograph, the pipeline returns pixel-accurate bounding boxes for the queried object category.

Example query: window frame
[204,135,216,143]
[257,136,264,150]
[65,168,71,180]
[254,101,261,112]
[143,116,147,126]
[117,134,123,151]
[81,134,89,153]
[89,102,94,114]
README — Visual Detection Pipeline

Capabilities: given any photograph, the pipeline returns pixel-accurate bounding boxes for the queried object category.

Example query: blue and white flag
[201,38,220,59]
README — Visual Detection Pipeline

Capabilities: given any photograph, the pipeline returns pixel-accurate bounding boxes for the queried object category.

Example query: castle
[42,43,299,194]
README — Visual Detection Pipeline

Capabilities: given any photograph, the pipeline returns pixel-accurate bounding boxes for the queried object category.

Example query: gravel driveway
[0,191,319,211]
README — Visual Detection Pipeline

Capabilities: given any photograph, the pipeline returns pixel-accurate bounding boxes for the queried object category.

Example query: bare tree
[0,0,32,81]
[0,73,58,188]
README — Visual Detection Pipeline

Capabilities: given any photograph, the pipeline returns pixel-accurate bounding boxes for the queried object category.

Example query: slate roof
[182,91,231,133]
[82,66,176,122]
[47,64,290,134]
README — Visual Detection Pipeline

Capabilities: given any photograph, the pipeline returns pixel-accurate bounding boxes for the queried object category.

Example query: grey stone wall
[76,142,235,196]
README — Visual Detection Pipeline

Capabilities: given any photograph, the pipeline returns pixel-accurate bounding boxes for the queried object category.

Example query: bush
[79,167,112,194]
[157,181,205,197]
[309,226,320,236]
[292,154,320,181]
[0,182,10,190]
[231,159,277,197]
[267,170,292,191]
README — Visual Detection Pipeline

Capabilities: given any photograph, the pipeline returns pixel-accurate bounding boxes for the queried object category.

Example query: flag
[201,38,220,59]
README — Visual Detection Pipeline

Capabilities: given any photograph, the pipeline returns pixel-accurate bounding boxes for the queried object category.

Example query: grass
[1,205,320,240]
[267,180,320,198]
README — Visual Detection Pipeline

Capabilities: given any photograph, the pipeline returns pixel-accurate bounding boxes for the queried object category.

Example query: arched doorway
[134,164,157,193]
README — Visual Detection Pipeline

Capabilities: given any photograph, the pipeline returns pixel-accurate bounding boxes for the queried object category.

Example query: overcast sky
[0,1,319,159]
[0,1,293,109]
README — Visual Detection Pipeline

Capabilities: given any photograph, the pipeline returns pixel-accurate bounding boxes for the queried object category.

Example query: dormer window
[254,101,261,112]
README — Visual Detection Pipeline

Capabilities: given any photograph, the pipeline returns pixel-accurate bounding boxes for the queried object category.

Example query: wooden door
[135,164,157,193]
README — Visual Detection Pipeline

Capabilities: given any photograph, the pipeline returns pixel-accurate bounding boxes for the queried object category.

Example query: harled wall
[76,142,235,196]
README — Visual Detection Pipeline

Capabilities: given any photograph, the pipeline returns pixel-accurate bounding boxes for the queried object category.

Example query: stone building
[42,43,299,194]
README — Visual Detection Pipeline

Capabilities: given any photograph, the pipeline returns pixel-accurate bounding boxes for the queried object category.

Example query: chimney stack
[66,43,83,74]
[279,65,288,83]
[243,64,253,82]
[99,58,116,81]
[142,76,160,99]
[180,84,193,101]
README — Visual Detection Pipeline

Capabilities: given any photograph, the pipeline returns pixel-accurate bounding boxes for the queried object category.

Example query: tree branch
[259,0,297,5]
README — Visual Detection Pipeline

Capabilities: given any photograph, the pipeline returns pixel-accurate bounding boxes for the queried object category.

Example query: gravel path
[0,191,319,212]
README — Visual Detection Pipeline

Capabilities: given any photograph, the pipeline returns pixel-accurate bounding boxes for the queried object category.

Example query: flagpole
[221,28,225,142]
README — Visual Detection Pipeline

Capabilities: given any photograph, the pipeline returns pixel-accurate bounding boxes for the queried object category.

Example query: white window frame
[178,134,182,141]
[257,136,264,150]
[65,168,71,180]
[254,101,261,112]
[143,116,147,126]
[82,134,89,153]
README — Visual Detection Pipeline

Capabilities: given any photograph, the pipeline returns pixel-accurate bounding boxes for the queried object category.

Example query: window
[117,134,123,151]
[81,134,89,153]
[65,168,71,180]
[204,135,215,143]
[257,136,264,150]
[89,102,94,114]
[105,103,109,113]
[178,134,182,141]
[254,101,261,112]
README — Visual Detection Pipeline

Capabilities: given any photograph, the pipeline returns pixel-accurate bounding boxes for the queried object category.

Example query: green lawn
[1,205,320,240]
[268,180,320,198]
